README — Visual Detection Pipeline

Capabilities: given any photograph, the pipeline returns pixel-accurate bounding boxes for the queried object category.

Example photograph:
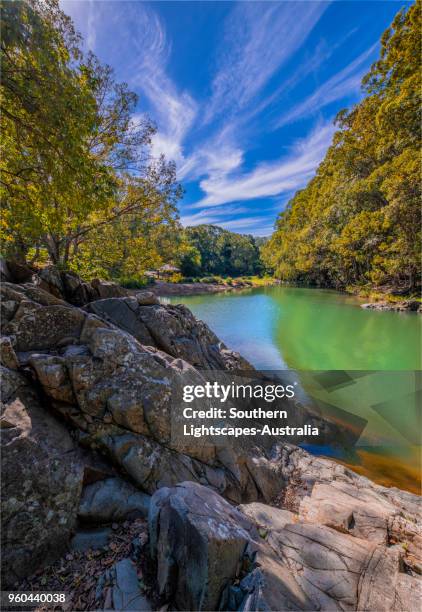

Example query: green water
[166,286,422,492]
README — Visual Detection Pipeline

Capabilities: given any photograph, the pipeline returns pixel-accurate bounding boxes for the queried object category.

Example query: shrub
[118,276,152,289]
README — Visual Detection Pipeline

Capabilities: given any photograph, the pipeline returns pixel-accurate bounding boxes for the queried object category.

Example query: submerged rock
[361,300,421,312]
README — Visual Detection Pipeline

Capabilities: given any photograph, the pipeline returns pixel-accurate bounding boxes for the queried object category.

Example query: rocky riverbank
[1,264,421,610]
[150,280,236,296]
[150,277,278,297]
[361,299,421,312]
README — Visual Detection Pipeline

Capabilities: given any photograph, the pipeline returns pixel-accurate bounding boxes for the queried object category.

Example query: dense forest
[180,225,263,277]
[263,1,421,294]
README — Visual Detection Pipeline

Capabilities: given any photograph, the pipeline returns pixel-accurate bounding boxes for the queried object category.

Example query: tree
[1,0,182,273]
[180,245,202,277]
[183,225,263,277]
[263,1,421,293]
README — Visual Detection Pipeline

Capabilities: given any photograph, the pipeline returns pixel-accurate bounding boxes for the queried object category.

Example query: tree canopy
[180,225,264,277]
[263,1,421,293]
[1,0,182,277]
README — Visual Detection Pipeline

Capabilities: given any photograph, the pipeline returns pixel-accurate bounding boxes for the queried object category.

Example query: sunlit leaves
[263,1,421,293]
[1,0,180,273]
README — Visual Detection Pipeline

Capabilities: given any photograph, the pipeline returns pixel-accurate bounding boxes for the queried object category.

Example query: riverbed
[165,286,421,492]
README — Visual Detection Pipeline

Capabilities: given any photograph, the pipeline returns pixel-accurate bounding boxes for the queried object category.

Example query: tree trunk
[44,234,60,266]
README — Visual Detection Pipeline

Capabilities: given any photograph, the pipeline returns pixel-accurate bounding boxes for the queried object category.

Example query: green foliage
[181,225,264,277]
[117,275,152,289]
[1,0,182,277]
[263,1,421,293]
[179,244,202,276]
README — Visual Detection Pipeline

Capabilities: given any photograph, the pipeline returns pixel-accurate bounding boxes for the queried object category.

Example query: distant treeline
[180,225,265,277]
[263,2,421,294]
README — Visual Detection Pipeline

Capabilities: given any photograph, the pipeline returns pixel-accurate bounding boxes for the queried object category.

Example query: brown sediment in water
[337,448,421,495]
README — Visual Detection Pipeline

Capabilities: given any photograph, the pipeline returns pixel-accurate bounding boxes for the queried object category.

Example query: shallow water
[167,286,421,492]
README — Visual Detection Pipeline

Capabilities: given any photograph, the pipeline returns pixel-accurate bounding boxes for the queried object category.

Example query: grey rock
[79,477,150,524]
[61,271,97,306]
[86,298,155,346]
[135,291,159,305]
[0,336,19,369]
[95,431,233,499]
[4,304,85,351]
[134,302,252,370]
[149,481,257,611]
[276,444,422,570]
[149,481,422,612]
[85,296,250,370]
[1,368,84,587]
[96,558,151,611]
[70,527,112,552]
[37,265,65,298]
[91,278,129,299]
[239,502,296,533]
[29,354,75,403]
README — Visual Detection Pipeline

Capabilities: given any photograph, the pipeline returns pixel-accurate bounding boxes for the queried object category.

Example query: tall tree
[1,0,181,271]
[263,1,421,293]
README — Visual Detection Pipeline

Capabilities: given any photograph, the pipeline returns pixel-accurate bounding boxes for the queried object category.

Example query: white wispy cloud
[191,122,335,208]
[63,1,196,169]
[181,204,249,226]
[275,44,377,127]
[122,7,197,167]
[204,1,329,124]
[180,207,274,237]
[178,125,244,181]
[61,1,374,237]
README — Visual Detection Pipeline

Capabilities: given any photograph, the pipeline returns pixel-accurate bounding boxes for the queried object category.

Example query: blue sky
[62,1,408,236]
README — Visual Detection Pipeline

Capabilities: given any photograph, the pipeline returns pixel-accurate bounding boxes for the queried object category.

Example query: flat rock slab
[96,558,151,611]
[70,528,112,552]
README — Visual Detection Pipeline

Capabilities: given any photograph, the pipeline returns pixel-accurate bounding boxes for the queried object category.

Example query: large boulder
[90,278,129,300]
[37,265,65,298]
[149,481,258,610]
[86,297,251,370]
[86,297,156,346]
[61,271,98,306]
[4,304,86,351]
[1,368,84,586]
[4,260,35,283]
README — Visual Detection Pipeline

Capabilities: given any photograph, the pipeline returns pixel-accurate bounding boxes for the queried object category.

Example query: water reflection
[168,286,421,491]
